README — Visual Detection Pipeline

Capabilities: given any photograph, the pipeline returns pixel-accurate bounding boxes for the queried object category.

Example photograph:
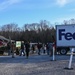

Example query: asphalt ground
[0,53,75,75]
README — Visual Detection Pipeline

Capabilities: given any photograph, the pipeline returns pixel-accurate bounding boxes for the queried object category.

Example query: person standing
[49,43,53,56]
[46,43,50,55]
[37,43,41,55]
[11,42,15,58]
[32,44,35,54]
[20,41,25,56]
[42,44,46,54]
[7,41,11,56]
[25,41,30,59]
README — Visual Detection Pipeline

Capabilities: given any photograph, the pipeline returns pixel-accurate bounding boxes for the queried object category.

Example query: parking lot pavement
[0,54,75,75]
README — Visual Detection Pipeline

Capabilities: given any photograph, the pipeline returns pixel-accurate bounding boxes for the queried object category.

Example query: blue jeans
[8,49,11,56]
[47,49,50,55]
[20,49,25,56]
[38,49,41,55]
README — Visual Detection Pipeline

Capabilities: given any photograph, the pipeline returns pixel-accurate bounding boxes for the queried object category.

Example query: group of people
[7,41,30,59]
[7,41,15,58]
[30,42,55,56]
[37,43,54,56]
[7,41,55,58]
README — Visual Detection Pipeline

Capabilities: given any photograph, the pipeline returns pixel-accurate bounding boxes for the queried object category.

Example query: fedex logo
[59,29,75,40]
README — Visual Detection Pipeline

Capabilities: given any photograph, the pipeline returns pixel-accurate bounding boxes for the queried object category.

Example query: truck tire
[60,49,67,55]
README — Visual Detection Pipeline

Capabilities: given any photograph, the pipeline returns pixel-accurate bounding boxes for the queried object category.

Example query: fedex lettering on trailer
[59,29,75,40]
[56,25,75,47]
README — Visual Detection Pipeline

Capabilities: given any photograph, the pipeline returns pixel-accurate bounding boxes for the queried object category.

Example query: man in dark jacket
[25,41,30,59]
[37,43,42,55]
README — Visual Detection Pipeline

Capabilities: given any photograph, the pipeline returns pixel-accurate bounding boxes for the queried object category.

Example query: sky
[0,0,75,27]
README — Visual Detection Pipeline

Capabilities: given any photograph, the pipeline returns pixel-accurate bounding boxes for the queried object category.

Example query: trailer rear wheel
[60,49,67,55]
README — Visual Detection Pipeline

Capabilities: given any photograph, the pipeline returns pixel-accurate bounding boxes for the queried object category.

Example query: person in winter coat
[25,41,30,59]
[11,42,15,58]
[7,41,11,56]
[37,43,42,55]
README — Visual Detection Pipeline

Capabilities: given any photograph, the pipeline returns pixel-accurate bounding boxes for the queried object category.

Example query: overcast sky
[0,0,75,27]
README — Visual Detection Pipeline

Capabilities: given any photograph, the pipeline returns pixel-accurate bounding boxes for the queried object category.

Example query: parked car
[0,41,7,55]
[0,36,15,55]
